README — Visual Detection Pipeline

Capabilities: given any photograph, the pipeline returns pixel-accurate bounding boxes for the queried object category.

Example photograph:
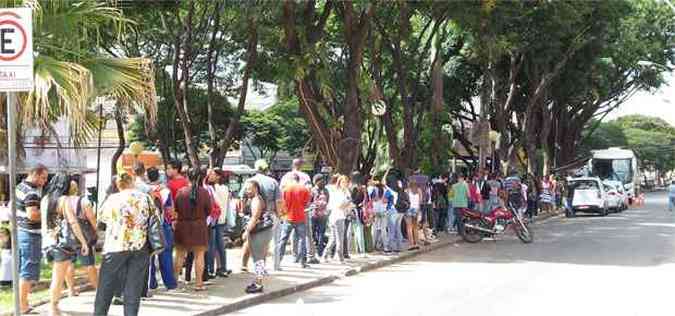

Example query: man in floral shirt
[94,173,159,316]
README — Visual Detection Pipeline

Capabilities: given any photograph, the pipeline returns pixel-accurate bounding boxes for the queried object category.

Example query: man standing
[503,170,524,210]
[280,158,312,189]
[16,164,49,314]
[451,173,470,231]
[277,174,312,269]
[309,174,330,259]
[239,160,284,271]
[147,167,178,291]
[166,160,189,203]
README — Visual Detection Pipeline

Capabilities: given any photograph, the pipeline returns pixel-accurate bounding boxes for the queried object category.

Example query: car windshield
[570,180,599,190]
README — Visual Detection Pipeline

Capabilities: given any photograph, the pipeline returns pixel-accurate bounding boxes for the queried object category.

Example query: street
[234,192,675,316]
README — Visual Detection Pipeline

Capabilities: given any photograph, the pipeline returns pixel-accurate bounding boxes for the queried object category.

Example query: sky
[606,72,675,126]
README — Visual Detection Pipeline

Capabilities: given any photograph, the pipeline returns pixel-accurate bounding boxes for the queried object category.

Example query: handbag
[147,211,166,256]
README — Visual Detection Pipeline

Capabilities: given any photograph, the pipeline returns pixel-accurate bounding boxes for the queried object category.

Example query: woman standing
[94,173,157,316]
[405,182,422,251]
[241,180,273,294]
[173,169,211,292]
[322,175,352,264]
[48,175,90,316]
[540,176,554,213]
[209,169,232,278]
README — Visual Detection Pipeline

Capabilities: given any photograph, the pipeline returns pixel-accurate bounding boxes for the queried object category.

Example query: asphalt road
[233,192,675,316]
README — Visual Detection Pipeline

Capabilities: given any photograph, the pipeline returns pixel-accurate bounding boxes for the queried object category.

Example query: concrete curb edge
[196,238,457,316]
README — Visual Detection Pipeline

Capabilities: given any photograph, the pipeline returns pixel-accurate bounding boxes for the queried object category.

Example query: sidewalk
[20,209,564,316]
[28,236,458,316]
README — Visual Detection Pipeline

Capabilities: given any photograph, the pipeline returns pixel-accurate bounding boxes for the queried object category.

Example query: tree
[0,1,157,176]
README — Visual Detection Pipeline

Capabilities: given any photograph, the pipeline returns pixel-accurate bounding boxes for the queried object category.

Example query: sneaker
[301,263,311,269]
[308,258,320,265]
[112,297,124,306]
[245,283,264,294]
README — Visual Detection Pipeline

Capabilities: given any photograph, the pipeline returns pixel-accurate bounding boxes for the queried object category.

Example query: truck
[587,147,641,204]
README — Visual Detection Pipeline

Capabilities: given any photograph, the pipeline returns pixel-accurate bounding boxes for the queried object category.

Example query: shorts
[48,246,78,263]
[72,245,96,266]
[17,230,42,281]
[406,208,418,218]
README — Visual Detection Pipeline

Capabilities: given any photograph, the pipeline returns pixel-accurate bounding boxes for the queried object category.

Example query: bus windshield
[592,158,632,184]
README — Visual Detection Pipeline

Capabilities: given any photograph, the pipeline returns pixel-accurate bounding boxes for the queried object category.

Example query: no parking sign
[0,8,32,92]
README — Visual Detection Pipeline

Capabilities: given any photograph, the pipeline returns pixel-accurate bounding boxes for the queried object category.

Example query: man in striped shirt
[16,164,48,314]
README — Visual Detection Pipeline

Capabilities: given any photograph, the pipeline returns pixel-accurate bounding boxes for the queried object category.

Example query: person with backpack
[46,175,91,316]
[146,167,178,291]
[503,170,524,211]
[322,175,353,264]
[478,171,491,213]
[64,174,98,297]
[432,177,449,234]
[309,174,330,259]
[384,168,409,254]
[368,178,388,252]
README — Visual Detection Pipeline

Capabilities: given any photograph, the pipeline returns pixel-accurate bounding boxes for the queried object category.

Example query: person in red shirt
[276,174,311,269]
[167,160,189,203]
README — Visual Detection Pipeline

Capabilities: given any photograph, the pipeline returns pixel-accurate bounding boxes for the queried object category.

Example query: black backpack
[75,196,97,247]
[395,189,411,213]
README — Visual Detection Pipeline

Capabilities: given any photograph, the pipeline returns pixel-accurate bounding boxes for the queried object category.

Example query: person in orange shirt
[276,174,312,269]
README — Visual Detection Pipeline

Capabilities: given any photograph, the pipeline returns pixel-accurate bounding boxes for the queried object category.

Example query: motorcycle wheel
[459,218,484,243]
[514,216,534,244]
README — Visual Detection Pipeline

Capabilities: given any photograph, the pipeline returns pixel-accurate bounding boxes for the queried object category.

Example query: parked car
[568,177,610,216]
[604,180,628,212]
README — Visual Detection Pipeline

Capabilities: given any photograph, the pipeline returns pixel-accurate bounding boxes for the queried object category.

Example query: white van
[568,177,610,216]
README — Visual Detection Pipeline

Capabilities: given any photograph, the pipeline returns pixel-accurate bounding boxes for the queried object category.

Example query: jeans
[277,221,307,265]
[304,210,318,260]
[149,222,177,290]
[372,214,388,251]
[343,218,353,257]
[669,196,675,211]
[207,224,227,274]
[351,221,365,254]
[323,219,346,262]
[17,230,41,281]
[272,215,282,271]
[94,250,150,316]
[386,212,404,252]
[312,216,328,257]
[433,208,447,233]
[447,204,455,231]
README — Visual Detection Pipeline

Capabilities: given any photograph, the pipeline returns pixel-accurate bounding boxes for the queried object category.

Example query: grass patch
[0,253,102,311]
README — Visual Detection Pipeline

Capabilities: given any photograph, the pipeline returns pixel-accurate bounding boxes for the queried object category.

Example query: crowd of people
[9,160,572,316]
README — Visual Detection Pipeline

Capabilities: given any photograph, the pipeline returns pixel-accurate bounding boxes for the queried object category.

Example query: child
[0,227,12,288]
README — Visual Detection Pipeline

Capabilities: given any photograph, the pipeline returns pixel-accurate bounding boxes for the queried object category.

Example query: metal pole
[95,102,103,207]
[7,92,20,316]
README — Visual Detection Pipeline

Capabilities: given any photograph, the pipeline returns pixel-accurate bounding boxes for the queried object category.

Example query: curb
[0,278,93,316]
[196,238,457,316]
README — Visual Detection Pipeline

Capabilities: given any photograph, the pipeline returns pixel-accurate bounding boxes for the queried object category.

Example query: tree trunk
[173,1,200,168]
[430,50,444,174]
[218,12,258,166]
[111,107,126,177]
[206,3,223,168]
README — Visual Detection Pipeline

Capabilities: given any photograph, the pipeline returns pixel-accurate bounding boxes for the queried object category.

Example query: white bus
[587,147,641,204]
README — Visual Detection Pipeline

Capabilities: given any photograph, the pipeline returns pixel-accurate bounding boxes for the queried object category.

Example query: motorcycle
[457,203,534,244]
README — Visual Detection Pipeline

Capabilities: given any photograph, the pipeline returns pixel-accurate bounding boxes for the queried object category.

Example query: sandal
[21,308,38,315]
[194,285,207,292]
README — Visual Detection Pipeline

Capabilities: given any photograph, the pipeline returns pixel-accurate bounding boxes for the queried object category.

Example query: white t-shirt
[408,190,421,210]
[328,189,350,223]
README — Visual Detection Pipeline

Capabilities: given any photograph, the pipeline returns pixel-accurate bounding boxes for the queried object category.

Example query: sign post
[0,8,33,316]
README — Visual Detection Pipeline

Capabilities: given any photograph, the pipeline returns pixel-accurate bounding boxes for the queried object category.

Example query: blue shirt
[669,184,675,197]
[384,188,397,213]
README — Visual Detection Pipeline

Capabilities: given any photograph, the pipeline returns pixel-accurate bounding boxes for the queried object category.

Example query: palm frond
[83,57,157,129]
[21,55,93,134]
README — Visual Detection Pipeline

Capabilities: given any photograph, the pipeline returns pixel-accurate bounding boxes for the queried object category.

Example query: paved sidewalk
[30,236,458,316]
